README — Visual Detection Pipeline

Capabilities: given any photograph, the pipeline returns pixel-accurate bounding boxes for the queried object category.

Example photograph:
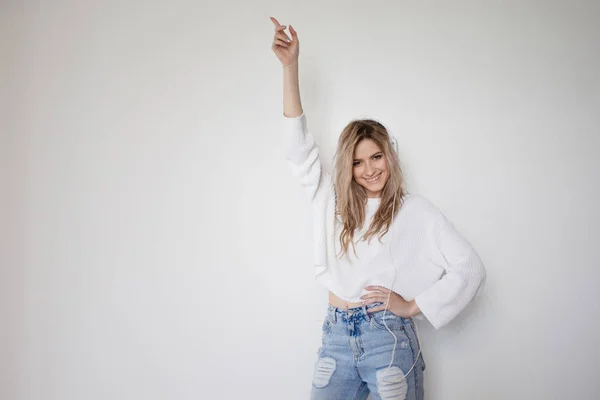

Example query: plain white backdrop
[2,1,600,399]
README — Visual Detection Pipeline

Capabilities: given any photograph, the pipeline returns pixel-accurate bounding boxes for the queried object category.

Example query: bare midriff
[328,291,364,309]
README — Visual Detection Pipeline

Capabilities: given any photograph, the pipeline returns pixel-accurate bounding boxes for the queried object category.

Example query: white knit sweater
[283,112,486,330]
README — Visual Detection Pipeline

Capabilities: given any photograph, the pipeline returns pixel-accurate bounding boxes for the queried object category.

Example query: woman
[270,17,486,400]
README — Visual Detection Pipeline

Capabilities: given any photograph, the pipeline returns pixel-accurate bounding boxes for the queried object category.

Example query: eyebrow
[354,151,383,162]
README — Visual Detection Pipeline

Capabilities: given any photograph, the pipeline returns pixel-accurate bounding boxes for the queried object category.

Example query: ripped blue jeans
[311,303,425,400]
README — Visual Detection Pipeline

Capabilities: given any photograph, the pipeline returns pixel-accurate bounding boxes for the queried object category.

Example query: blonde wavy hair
[333,118,406,259]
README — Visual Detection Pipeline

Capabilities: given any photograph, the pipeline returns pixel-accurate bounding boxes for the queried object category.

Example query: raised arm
[270,17,303,117]
[270,17,333,203]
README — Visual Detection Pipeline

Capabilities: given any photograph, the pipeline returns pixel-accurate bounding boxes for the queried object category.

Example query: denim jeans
[311,303,425,400]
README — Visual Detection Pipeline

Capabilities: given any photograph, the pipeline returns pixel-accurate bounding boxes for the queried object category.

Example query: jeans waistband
[326,302,413,324]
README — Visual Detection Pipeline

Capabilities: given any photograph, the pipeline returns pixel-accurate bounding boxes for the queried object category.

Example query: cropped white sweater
[283,112,486,330]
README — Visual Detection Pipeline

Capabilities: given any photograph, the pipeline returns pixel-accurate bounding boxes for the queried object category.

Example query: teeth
[366,174,381,183]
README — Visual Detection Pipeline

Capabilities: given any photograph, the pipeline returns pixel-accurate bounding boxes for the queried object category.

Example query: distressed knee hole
[312,357,336,388]
[376,366,408,400]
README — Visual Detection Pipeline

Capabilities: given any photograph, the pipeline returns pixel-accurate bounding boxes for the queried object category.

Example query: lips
[365,173,382,184]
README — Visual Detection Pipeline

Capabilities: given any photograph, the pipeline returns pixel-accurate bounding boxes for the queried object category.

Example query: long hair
[333,118,406,259]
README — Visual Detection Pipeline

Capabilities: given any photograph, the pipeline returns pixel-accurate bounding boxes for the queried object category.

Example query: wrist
[283,60,298,70]
[409,300,421,317]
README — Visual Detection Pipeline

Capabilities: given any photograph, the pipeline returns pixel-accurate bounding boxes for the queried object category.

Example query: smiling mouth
[365,173,382,184]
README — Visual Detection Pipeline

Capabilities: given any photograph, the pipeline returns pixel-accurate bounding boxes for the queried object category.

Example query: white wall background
[2,1,599,399]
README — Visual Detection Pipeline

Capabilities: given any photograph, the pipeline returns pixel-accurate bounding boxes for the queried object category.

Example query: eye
[373,154,382,160]
[353,161,361,167]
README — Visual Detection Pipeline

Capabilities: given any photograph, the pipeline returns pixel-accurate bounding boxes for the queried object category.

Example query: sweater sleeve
[282,112,333,202]
[414,203,486,330]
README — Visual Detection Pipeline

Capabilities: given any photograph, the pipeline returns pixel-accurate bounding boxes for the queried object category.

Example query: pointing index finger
[270,17,288,34]
[270,16,282,27]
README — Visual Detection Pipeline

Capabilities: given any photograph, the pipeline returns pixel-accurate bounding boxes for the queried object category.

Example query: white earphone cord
[381,191,422,380]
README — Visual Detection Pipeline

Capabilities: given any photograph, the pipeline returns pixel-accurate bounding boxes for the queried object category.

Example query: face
[352,139,389,198]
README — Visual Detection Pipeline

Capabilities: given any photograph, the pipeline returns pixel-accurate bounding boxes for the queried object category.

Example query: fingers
[270,17,294,40]
[270,17,289,35]
[361,292,388,307]
[361,287,390,301]
[363,297,387,306]
[269,16,281,27]
[270,16,291,50]
[368,305,386,314]
[361,292,385,300]
[362,286,393,306]
[275,25,287,34]
[365,285,390,293]
[272,38,289,48]
[272,31,291,51]
[275,31,291,43]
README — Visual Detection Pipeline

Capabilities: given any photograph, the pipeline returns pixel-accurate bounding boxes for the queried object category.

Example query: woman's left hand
[361,286,421,318]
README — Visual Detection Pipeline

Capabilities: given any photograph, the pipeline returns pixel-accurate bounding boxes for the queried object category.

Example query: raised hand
[270,16,299,67]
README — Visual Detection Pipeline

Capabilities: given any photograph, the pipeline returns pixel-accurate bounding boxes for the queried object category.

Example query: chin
[370,186,385,195]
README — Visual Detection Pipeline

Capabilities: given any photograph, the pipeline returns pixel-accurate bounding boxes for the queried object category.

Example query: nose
[365,162,376,176]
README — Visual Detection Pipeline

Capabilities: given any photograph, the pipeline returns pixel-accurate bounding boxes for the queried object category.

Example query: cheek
[379,163,389,180]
